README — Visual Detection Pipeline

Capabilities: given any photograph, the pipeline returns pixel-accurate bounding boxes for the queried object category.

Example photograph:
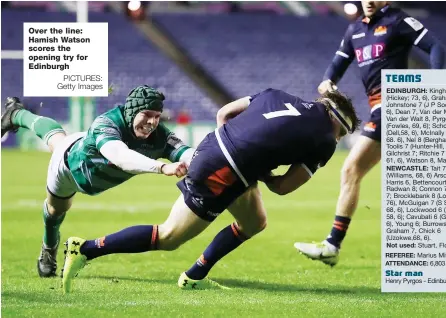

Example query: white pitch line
[2,199,381,213]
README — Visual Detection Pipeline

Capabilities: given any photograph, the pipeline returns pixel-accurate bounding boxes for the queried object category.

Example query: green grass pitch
[2,150,445,317]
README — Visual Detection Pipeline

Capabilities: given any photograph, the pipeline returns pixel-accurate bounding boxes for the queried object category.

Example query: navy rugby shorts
[177,132,249,222]
[361,105,381,142]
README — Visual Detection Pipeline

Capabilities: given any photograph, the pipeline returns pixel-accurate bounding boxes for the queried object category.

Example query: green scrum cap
[123,85,165,129]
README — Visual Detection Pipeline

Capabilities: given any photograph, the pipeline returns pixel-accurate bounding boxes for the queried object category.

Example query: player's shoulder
[91,106,125,131]
[387,7,407,18]
[249,88,309,109]
[251,87,278,98]
[341,19,363,39]
[384,7,418,25]
[348,17,362,28]
[348,14,367,28]
[249,88,282,103]
[100,105,124,118]
[390,8,424,31]
[253,88,298,99]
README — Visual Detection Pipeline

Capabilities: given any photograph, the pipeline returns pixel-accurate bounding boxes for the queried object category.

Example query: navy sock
[326,216,351,248]
[186,223,248,280]
[80,225,158,260]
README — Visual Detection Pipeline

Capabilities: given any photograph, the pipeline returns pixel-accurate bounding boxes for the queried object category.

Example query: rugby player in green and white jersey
[1,85,194,278]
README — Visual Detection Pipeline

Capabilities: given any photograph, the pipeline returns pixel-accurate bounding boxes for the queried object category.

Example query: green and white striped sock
[12,109,65,145]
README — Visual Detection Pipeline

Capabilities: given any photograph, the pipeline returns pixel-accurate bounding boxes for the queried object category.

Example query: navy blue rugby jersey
[217,88,338,181]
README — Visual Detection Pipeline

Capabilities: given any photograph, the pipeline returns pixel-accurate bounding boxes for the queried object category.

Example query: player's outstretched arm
[319,25,355,94]
[262,164,311,195]
[427,42,445,69]
[100,140,187,177]
[216,96,252,127]
[177,148,195,165]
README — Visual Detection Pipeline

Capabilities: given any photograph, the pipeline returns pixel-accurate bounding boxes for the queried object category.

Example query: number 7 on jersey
[263,103,301,119]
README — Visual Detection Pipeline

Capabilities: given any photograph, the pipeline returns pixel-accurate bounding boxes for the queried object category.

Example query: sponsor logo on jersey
[167,134,183,148]
[100,127,118,135]
[355,43,385,66]
[374,26,387,36]
[302,103,314,110]
[352,32,365,39]
[191,150,199,162]
[404,17,423,31]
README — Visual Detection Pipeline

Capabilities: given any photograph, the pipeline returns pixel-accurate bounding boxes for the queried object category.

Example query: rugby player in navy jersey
[295,1,445,266]
[61,88,360,292]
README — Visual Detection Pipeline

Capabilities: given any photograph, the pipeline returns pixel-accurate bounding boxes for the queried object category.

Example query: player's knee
[46,191,73,215]
[237,218,267,238]
[160,238,183,251]
[157,225,185,251]
[255,218,267,234]
[47,132,66,153]
[46,200,70,216]
[160,240,182,251]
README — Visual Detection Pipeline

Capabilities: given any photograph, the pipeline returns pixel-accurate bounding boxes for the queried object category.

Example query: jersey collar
[361,4,390,24]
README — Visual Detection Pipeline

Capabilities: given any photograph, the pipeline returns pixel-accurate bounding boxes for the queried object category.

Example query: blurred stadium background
[2,2,446,317]
[2,1,445,151]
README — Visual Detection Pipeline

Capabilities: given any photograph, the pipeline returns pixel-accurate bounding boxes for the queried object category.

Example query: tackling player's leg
[1,97,67,152]
[38,192,74,277]
[61,194,211,293]
[1,97,78,277]
[179,185,267,289]
[295,108,381,266]
[39,131,88,277]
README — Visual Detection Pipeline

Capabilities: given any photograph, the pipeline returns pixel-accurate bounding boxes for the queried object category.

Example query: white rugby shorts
[46,132,86,199]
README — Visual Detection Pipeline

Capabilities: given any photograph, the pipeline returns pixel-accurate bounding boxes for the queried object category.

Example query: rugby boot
[178,272,231,290]
[294,240,339,267]
[1,97,24,137]
[61,237,88,294]
[37,235,60,278]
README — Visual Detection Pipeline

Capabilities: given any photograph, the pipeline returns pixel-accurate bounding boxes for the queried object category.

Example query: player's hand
[317,80,338,94]
[161,162,188,178]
